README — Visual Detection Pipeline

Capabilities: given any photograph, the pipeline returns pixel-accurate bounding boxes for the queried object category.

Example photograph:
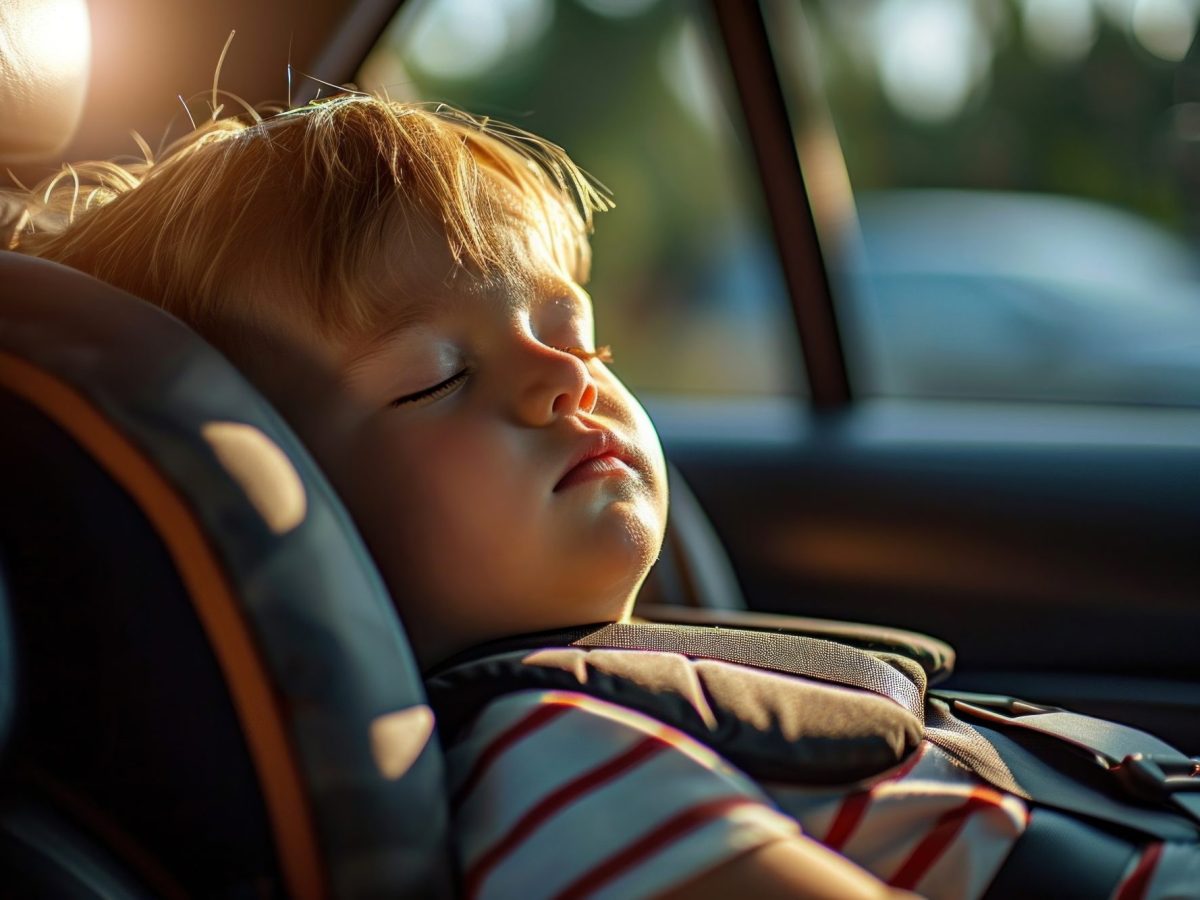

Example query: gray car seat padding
[0,252,454,897]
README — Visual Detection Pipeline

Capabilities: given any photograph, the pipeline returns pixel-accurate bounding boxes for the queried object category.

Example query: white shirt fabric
[447,688,1032,899]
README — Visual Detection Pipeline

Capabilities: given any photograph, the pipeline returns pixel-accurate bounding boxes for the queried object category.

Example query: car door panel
[654,398,1200,747]
[653,398,1200,672]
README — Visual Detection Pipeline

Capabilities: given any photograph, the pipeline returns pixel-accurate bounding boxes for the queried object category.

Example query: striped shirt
[447,689,1195,899]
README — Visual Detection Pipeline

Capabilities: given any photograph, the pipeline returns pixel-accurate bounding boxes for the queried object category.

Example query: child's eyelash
[561,345,613,363]
[390,368,469,407]
[388,346,611,409]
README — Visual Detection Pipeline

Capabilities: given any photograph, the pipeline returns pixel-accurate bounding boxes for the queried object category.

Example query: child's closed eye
[389,368,469,407]
[388,346,611,409]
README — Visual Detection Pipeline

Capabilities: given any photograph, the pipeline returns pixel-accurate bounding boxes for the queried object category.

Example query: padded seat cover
[0,252,453,898]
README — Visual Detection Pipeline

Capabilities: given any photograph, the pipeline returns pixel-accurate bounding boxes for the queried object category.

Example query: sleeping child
[6,96,1191,899]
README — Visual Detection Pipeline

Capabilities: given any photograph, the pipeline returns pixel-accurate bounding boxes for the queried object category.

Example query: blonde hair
[4,96,610,347]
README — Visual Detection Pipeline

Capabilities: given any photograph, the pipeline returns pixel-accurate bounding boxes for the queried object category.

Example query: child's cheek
[402,419,527,515]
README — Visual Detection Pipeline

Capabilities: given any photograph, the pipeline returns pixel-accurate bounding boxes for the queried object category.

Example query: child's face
[290,228,668,666]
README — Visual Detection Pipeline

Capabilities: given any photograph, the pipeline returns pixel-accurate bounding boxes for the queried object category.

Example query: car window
[767,0,1200,407]
[356,0,806,397]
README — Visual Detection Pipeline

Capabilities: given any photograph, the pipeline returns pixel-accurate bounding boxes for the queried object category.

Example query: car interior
[2,0,1198,897]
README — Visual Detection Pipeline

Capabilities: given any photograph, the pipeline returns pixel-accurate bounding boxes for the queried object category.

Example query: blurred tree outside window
[768,0,1200,407]
[358,0,806,397]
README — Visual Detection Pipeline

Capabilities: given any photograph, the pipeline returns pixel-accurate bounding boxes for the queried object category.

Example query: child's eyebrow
[339,287,501,376]
[339,311,444,378]
[341,279,588,376]
[360,288,479,350]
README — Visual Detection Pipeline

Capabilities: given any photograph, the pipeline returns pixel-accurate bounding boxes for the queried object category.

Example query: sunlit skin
[260,222,669,670]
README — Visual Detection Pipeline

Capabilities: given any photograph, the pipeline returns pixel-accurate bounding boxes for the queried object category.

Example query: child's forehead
[355,200,588,327]
[356,266,592,352]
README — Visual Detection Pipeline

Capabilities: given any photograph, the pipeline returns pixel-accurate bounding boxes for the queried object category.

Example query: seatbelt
[569,623,1200,839]
[936,691,1200,834]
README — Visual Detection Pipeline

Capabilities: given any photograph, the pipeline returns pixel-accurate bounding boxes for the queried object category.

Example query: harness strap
[924,699,1030,799]
[576,624,1200,839]
[942,694,1200,834]
[573,623,925,718]
[576,624,1031,799]
[968,719,1200,840]
[433,622,1200,841]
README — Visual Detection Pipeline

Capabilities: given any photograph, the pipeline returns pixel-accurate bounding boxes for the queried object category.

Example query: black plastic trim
[710,0,851,408]
[296,0,405,101]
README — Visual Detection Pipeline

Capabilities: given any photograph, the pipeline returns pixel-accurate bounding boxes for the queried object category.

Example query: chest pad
[428,644,924,784]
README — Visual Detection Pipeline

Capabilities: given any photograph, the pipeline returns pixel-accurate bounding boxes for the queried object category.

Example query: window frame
[326,0,819,400]
[710,0,851,410]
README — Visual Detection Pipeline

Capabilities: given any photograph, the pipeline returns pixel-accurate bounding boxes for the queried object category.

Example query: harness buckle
[1114,753,1200,801]
[933,690,1061,718]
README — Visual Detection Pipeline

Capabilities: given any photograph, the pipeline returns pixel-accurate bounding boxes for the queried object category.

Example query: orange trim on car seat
[0,352,327,900]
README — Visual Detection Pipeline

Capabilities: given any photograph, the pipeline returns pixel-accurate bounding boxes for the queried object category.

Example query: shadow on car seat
[0,253,454,898]
[0,8,451,894]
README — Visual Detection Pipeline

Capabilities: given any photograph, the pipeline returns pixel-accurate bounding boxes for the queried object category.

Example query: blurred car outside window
[767,0,1200,407]
[356,0,807,399]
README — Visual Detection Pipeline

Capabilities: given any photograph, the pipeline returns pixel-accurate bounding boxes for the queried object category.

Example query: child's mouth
[554,430,637,492]
[554,454,635,492]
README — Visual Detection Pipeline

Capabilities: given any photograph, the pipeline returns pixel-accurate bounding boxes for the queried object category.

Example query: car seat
[0,252,457,898]
[0,8,452,894]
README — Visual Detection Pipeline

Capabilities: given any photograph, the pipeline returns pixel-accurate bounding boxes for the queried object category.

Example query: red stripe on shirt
[887,787,1008,890]
[823,791,871,851]
[1115,842,1164,900]
[553,796,762,900]
[465,735,669,899]
[452,703,572,810]
[822,743,927,851]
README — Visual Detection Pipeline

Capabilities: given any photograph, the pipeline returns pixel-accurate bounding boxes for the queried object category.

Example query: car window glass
[768,0,1200,407]
[357,0,806,397]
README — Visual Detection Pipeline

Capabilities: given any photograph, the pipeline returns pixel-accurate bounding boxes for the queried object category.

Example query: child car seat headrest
[0,251,453,898]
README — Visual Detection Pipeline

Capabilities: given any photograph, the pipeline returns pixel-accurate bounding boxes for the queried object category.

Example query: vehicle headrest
[0,0,91,162]
[0,251,453,898]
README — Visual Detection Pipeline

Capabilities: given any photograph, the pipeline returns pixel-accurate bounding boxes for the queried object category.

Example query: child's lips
[555,454,635,491]
[554,431,637,492]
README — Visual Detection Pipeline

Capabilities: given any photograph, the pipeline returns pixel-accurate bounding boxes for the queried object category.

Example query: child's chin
[570,497,665,596]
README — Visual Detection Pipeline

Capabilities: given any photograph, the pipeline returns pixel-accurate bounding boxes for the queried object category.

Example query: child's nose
[514,344,598,425]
